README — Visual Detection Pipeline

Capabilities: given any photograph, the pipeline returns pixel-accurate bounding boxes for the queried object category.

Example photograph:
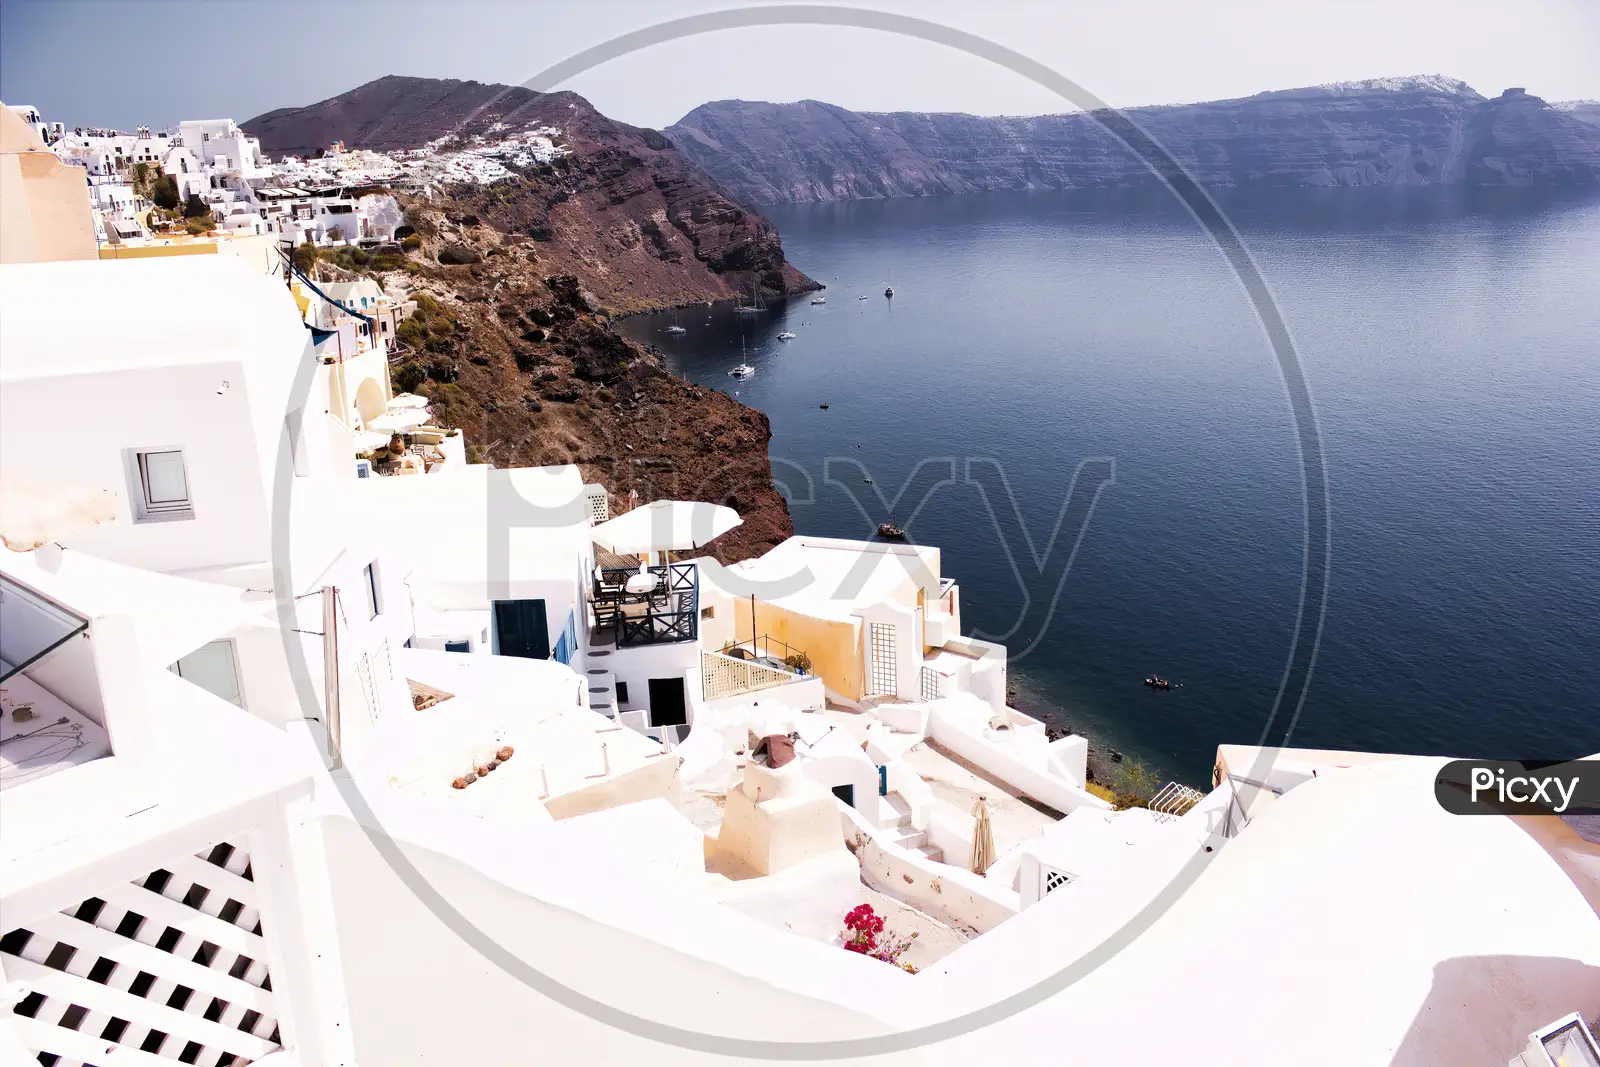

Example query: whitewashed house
[0,255,417,748]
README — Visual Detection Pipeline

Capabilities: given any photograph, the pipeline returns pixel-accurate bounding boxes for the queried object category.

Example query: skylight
[0,575,89,681]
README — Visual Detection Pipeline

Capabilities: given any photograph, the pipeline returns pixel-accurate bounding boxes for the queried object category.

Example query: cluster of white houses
[2,99,1599,1067]
[7,101,565,255]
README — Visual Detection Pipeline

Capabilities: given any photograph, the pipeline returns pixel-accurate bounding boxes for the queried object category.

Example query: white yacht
[811,295,826,305]
[777,331,796,341]
[665,325,686,335]
[729,362,755,379]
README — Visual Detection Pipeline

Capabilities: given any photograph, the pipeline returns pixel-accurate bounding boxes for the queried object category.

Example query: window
[363,562,381,619]
[130,449,194,522]
[615,681,629,706]
[445,639,470,653]
[700,606,715,620]
[171,640,243,707]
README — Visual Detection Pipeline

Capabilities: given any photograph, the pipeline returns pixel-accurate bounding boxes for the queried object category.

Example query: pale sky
[3,0,1596,131]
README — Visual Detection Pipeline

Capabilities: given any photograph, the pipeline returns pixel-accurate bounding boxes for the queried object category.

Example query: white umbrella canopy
[367,408,431,434]
[0,478,119,552]
[590,499,742,554]
[353,429,392,453]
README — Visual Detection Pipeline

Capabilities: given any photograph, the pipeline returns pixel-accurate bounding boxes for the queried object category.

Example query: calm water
[622,187,1600,785]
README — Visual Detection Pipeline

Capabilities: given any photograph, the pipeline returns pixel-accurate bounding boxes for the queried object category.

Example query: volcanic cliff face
[253,76,819,561]
[246,77,813,307]
[666,77,1600,204]
[1555,101,1600,129]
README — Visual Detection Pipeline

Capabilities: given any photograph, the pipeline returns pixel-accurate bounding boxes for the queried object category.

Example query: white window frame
[126,447,195,522]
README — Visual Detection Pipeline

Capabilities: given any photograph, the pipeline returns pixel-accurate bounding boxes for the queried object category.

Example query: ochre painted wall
[734,600,863,702]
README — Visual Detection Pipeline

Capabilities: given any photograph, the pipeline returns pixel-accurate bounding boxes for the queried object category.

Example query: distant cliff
[666,78,1600,204]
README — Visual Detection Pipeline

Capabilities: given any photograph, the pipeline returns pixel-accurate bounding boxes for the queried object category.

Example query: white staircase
[875,792,944,863]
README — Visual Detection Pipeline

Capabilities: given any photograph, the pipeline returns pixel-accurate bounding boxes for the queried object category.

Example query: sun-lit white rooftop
[0,255,301,380]
[710,534,941,623]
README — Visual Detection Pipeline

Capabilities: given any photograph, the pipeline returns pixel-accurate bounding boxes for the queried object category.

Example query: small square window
[129,449,194,522]
[363,562,381,619]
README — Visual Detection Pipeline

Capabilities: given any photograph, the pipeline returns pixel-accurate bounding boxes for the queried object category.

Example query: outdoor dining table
[624,572,662,594]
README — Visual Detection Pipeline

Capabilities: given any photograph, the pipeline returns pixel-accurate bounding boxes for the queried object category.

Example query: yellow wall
[734,601,864,702]
[0,104,97,264]
[98,232,280,275]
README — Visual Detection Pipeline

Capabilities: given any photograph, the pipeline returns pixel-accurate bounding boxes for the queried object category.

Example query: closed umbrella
[970,795,996,875]
[589,499,742,555]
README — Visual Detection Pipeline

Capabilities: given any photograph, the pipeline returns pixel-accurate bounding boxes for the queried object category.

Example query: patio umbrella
[589,499,742,555]
[970,795,996,875]
[352,429,392,453]
[367,408,431,434]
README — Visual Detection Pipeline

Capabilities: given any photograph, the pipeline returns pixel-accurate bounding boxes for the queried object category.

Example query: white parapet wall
[839,803,1021,936]
[926,695,1110,816]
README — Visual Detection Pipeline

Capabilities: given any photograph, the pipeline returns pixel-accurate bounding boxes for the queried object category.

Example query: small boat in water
[811,296,827,305]
[777,331,796,340]
[735,282,766,315]
[857,295,868,300]
[1144,676,1172,690]
[729,363,754,379]
[665,325,686,335]
[877,522,906,540]
[884,286,894,298]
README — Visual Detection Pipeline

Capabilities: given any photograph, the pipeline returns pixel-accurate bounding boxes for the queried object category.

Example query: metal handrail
[717,634,811,674]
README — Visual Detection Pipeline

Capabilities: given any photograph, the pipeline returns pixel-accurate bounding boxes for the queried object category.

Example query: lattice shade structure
[3,840,285,1067]
[869,623,898,697]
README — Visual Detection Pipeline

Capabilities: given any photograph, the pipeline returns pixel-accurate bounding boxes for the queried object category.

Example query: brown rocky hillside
[268,77,821,561]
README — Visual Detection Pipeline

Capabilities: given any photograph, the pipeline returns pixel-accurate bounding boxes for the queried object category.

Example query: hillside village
[9,103,567,249]
[1,91,1597,1067]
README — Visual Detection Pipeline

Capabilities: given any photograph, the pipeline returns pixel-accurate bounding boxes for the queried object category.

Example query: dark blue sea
[622,187,1600,786]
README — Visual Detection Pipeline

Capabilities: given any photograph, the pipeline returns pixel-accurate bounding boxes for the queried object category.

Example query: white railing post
[246,791,356,1067]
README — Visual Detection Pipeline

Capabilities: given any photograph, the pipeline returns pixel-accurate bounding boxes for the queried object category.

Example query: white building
[1,244,1596,1067]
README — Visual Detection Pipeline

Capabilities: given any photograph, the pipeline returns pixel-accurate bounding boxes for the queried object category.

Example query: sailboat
[729,338,755,379]
[664,309,686,335]
[884,267,894,299]
[734,281,765,315]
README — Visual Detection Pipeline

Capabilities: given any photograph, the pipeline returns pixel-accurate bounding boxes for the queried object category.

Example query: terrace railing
[591,561,698,648]
[701,635,812,702]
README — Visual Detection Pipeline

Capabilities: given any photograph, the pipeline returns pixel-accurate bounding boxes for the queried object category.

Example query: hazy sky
[4,0,1597,131]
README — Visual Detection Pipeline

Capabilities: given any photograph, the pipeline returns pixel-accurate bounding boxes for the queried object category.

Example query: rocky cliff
[256,77,818,560]
[1555,101,1600,129]
[666,77,1600,204]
